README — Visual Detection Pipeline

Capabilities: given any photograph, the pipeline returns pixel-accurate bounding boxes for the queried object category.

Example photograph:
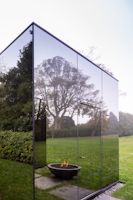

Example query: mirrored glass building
[0,22,119,200]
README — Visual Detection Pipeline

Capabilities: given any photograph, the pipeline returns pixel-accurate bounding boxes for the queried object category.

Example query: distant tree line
[119,111,133,137]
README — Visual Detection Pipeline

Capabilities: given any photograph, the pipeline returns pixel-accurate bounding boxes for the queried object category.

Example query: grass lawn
[0,159,64,200]
[0,136,133,199]
[37,136,118,190]
[112,136,133,200]
[0,159,33,200]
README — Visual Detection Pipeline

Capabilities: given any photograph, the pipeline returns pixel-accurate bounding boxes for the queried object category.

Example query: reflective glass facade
[0,22,119,200]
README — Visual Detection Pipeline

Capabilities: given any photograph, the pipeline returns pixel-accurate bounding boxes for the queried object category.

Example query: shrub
[0,130,33,164]
[46,126,100,138]
[14,114,32,132]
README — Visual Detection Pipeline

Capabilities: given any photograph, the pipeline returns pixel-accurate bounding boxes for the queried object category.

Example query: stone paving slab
[35,176,63,190]
[49,184,94,200]
[96,194,122,200]
[35,173,42,178]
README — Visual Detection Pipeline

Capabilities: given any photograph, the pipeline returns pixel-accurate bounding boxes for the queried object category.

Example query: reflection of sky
[0,26,32,73]
[78,55,102,98]
[34,25,77,67]
[34,25,118,124]
[103,72,118,118]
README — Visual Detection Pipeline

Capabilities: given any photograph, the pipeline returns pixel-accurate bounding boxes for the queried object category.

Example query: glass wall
[0,22,119,200]
[0,26,33,199]
[102,72,119,187]
[77,56,102,198]
[34,24,79,199]
[33,23,119,200]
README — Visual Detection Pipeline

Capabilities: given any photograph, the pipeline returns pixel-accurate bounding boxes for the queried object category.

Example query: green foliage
[1,137,133,200]
[46,127,77,138]
[60,116,75,129]
[46,126,100,139]
[14,114,32,132]
[0,41,32,131]
[36,136,118,190]
[119,111,133,136]
[0,130,33,164]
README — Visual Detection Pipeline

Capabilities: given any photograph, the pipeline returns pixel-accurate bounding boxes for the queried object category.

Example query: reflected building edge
[102,72,119,187]
[34,98,46,168]
[77,55,102,198]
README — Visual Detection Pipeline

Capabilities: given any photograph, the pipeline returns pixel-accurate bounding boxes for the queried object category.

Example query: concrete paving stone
[35,173,42,178]
[97,194,122,200]
[35,176,63,190]
[49,184,94,200]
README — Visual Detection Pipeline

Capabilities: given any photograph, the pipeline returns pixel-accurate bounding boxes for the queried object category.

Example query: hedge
[0,130,33,164]
[46,126,101,139]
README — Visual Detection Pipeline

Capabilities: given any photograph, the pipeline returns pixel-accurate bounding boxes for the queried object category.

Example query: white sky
[0,0,133,114]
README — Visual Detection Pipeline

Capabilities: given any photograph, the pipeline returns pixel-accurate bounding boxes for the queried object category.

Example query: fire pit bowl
[47,163,82,179]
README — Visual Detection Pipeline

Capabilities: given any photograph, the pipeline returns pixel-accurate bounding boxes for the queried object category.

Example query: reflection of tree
[0,41,32,131]
[79,102,109,136]
[107,112,118,135]
[35,56,101,130]
[0,58,8,74]
[34,98,48,141]
[60,116,75,129]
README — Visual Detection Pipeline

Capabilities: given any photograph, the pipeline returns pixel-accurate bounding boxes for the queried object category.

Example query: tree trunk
[91,119,101,137]
[53,117,63,130]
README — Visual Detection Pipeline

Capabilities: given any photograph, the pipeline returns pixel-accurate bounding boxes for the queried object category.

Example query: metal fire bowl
[47,163,82,179]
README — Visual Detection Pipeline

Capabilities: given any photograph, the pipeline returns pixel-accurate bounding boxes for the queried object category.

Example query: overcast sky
[0,0,133,114]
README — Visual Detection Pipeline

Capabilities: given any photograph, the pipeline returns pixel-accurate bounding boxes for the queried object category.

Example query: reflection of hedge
[0,131,33,164]
[47,126,101,138]
[35,121,46,141]
[105,129,119,136]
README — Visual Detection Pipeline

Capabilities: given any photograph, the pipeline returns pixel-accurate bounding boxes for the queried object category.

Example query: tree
[119,111,133,136]
[0,41,32,131]
[81,102,109,136]
[35,56,101,130]
[60,116,75,129]
[79,47,114,76]
[107,112,119,135]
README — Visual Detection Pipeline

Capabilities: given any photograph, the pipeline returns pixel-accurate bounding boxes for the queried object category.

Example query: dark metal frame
[32,23,35,200]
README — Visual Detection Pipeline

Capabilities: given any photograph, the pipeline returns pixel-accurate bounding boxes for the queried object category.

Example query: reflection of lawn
[35,141,46,167]
[36,136,119,190]
[1,136,133,200]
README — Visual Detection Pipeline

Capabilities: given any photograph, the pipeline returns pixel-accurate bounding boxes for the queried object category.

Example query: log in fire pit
[47,162,82,179]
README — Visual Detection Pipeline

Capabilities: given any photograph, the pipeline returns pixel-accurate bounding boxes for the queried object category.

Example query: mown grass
[0,136,133,200]
[37,136,118,190]
[0,159,33,200]
[112,136,133,200]
[0,158,64,200]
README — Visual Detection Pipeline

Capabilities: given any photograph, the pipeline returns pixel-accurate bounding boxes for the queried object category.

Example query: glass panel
[34,25,78,199]
[0,27,33,199]
[77,55,102,198]
[102,72,119,187]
